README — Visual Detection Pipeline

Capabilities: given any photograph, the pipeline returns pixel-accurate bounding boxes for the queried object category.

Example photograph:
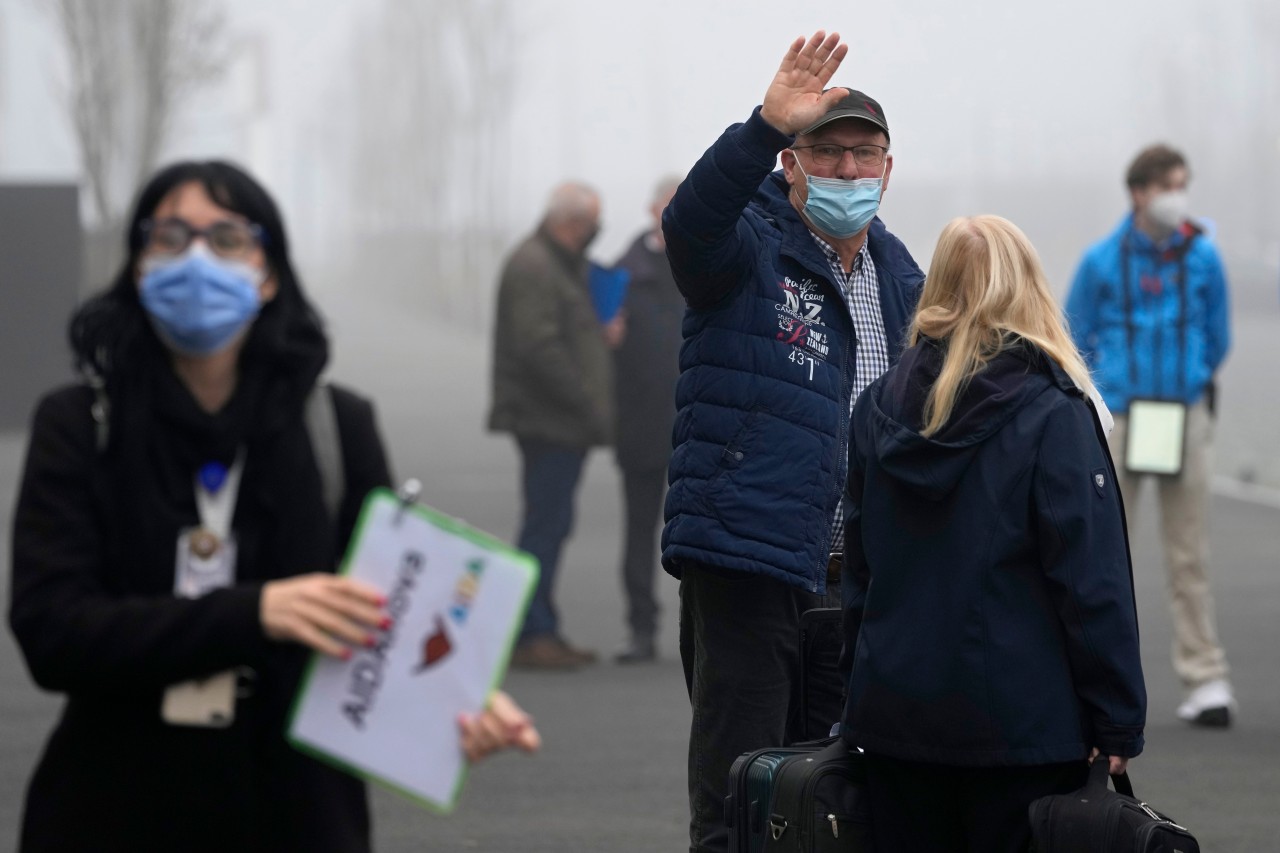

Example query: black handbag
[1028,759,1199,852]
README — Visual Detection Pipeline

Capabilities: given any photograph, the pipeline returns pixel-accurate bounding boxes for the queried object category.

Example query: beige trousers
[1108,400,1229,688]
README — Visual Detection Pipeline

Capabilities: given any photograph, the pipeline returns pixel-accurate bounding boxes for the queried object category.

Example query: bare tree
[47,0,231,225]
[342,0,520,315]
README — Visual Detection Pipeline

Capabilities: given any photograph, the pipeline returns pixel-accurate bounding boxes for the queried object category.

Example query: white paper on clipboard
[287,488,538,812]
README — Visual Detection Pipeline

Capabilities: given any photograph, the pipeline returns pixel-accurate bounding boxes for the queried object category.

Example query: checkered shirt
[809,233,890,552]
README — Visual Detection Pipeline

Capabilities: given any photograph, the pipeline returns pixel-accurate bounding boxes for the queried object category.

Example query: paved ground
[2,280,1277,851]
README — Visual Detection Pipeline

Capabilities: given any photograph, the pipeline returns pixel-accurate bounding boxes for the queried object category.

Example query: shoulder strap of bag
[305,382,345,522]
[88,378,345,522]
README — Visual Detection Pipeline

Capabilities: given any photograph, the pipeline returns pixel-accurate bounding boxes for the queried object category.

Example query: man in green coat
[489,182,614,669]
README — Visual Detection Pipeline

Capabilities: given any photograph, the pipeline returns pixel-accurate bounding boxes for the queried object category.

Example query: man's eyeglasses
[140,217,266,260]
[791,143,888,168]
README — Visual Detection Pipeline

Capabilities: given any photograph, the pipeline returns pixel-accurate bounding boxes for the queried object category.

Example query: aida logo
[415,615,453,671]
[448,558,486,626]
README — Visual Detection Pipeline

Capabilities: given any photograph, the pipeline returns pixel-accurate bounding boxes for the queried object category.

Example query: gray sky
[2,0,1277,296]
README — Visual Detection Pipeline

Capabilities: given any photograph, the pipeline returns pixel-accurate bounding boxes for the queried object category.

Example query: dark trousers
[679,564,839,853]
[619,464,666,642]
[863,754,1089,853]
[515,437,586,643]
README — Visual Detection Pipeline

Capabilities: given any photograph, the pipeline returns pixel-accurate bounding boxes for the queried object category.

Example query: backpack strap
[305,382,345,522]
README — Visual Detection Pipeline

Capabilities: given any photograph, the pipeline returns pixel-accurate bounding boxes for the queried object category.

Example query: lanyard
[195,449,246,541]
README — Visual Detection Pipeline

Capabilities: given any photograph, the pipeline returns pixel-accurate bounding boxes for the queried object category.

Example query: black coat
[612,233,685,471]
[9,370,391,852]
[840,339,1146,767]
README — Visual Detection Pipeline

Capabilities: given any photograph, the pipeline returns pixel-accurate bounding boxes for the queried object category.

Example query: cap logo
[864,101,880,116]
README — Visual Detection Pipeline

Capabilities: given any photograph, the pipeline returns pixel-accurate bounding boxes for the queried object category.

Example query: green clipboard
[286,486,538,812]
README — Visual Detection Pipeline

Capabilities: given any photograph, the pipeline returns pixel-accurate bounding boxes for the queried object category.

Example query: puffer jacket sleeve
[331,385,394,555]
[1200,242,1231,375]
[1032,393,1146,758]
[662,107,793,309]
[8,389,271,693]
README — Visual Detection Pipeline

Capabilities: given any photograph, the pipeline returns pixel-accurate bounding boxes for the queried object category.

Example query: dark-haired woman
[9,161,537,852]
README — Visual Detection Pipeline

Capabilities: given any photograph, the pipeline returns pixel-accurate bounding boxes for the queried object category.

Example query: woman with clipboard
[8,161,537,852]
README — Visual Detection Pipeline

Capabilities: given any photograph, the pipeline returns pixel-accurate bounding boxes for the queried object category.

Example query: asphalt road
[2,280,1277,851]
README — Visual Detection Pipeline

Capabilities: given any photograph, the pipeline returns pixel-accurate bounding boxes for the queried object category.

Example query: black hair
[69,160,328,383]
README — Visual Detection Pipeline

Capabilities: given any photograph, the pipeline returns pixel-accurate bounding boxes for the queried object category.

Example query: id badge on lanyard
[161,451,245,728]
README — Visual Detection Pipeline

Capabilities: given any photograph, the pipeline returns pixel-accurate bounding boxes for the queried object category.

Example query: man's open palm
[761,30,850,135]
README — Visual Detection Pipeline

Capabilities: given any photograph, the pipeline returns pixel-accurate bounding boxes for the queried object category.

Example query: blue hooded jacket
[1066,214,1230,413]
[661,108,924,593]
[840,339,1146,765]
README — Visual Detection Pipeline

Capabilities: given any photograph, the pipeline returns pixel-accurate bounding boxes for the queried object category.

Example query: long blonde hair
[909,215,1095,438]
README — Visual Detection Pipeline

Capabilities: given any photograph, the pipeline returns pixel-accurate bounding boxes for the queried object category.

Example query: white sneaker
[1175,678,1236,727]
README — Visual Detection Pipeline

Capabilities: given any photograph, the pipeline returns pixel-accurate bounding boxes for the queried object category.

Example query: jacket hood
[858,338,1082,500]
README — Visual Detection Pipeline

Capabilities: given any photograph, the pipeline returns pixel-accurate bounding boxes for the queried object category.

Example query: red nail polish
[364,635,377,648]
[380,616,394,630]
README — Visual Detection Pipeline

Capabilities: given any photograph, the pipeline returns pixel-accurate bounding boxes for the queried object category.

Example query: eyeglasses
[791,143,888,168]
[140,217,266,260]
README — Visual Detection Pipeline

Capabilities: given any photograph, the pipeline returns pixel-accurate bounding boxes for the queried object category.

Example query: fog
[4,0,1279,294]
[2,0,1278,487]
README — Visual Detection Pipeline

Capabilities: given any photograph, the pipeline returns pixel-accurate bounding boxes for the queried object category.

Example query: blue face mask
[795,158,885,239]
[139,244,264,356]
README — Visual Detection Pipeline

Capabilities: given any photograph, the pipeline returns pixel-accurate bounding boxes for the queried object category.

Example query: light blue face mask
[794,157,885,239]
[139,243,264,356]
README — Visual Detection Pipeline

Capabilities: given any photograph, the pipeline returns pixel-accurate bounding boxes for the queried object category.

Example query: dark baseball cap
[800,89,890,141]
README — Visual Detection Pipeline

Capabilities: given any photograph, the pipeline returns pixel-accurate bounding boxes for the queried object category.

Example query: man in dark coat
[488,182,612,670]
[662,32,924,853]
[611,176,685,664]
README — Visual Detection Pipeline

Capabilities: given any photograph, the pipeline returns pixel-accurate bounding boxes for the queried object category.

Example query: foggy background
[2,2,1279,849]
[4,0,1279,289]
[4,0,1277,484]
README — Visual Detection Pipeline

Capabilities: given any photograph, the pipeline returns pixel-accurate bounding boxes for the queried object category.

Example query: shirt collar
[809,231,870,274]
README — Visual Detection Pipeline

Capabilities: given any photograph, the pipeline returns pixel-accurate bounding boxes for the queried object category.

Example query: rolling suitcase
[763,737,872,852]
[727,743,824,853]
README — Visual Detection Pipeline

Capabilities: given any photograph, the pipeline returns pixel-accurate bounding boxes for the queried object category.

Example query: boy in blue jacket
[1066,144,1234,727]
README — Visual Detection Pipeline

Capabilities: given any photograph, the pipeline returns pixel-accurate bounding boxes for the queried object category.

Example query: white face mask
[1146,189,1190,232]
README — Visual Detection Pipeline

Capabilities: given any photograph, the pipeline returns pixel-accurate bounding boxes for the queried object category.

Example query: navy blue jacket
[661,108,924,592]
[840,339,1146,766]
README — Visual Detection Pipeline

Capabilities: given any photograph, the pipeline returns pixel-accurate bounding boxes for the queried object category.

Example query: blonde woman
[838,215,1146,851]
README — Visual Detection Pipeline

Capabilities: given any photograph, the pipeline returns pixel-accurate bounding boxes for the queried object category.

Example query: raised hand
[761,31,850,136]
[260,573,388,658]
